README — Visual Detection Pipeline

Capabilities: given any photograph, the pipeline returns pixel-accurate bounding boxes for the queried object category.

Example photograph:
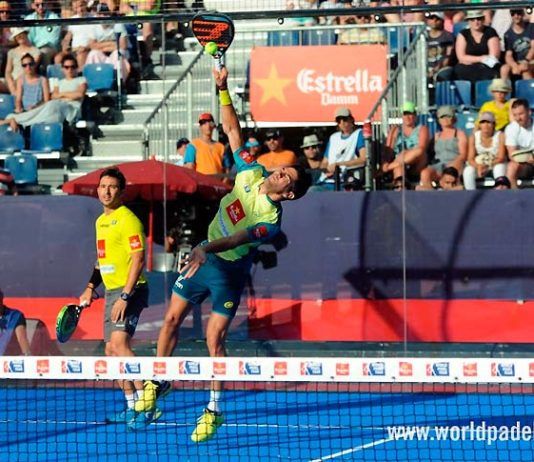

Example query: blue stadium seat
[514,79,534,108]
[419,113,438,138]
[387,27,411,54]
[456,110,478,136]
[0,94,15,119]
[28,123,63,153]
[4,153,38,185]
[46,64,64,80]
[267,31,300,47]
[302,29,337,46]
[474,80,493,108]
[0,126,25,154]
[435,80,472,108]
[83,63,115,92]
[453,21,468,37]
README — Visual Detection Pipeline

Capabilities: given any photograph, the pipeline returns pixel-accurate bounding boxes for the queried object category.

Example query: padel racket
[56,301,89,343]
[191,11,235,70]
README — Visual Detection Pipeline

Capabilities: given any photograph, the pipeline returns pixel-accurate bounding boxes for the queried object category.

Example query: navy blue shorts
[172,253,249,319]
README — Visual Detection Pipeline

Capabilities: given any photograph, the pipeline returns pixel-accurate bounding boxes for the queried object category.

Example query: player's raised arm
[213,67,243,154]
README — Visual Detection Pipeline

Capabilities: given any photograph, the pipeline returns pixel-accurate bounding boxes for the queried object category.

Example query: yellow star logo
[255,64,292,106]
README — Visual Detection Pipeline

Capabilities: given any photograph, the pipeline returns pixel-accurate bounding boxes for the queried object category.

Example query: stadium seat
[387,27,411,55]
[46,64,64,80]
[0,94,15,119]
[83,63,115,92]
[302,28,337,46]
[27,123,63,154]
[0,126,25,155]
[267,30,300,46]
[419,112,438,138]
[514,79,534,108]
[456,110,478,136]
[4,152,38,185]
[453,21,468,37]
[474,80,493,109]
[435,80,472,108]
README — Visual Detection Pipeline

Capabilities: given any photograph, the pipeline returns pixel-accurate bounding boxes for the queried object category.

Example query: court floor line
[309,437,395,462]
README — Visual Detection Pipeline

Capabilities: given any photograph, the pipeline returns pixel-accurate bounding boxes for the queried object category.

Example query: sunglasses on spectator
[0,9,9,13]
[199,119,214,125]
[510,10,524,16]
[402,111,416,116]
[304,145,319,149]
[427,15,441,20]
[266,136,279,141]
[336,116,351,122]
[479,120,493,124]
[34,2,44,7]
[63,64,76,69]
[22,62,35,68]
[467,17,483,21]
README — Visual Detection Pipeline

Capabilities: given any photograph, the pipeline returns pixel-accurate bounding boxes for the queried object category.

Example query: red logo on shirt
[252,225,268,239]
[239,150,254,164]
[97,239,106,258]
[129,235,142,250]
[226,199,246,225]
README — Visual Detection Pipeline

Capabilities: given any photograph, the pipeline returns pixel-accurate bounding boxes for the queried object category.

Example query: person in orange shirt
[257,129,297,171]
[184,112,230,175]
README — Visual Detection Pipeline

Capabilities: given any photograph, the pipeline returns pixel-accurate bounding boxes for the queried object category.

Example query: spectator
[5,28,41,95]
[463,111,507,190]
[425,11,455,82]
[0,288,31,355]
[245,136,262,159]
[338,13,386,45]
[419,105,467,189]
[454,10,501,82]
[25,0,61,69]
[437,166,463,190]
[184,112,229,175]
[85,3,131,80]
[257,129,298,171]
[501,9,534,81]
[0,168,16,195]
[15,53,50,113]
[321,107,366,189]
[382,101,429,182]
[174,137,189,166]
[505,99,534,188]
[56,0,94,68]
[297,133,328,188]
[0,1,11,83]
[3,54,87,129]
[493,175,511,189]
[478,78,512,131]
[392,175,412,191]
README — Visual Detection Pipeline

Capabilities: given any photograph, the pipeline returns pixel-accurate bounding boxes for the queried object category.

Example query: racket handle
[214,55,222,71]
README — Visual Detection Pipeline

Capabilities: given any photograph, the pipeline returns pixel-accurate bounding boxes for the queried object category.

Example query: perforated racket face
[191,12,235,53]
[56,304,80,343]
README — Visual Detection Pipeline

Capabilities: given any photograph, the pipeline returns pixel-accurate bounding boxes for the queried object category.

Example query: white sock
[125,393,136,410]
[207,390,222,414]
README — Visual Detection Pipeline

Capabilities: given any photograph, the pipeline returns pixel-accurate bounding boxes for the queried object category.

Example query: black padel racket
[191,11,235,70]
[56,301,89,343]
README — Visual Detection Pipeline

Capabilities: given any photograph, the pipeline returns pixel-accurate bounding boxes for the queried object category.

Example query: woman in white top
[463,111,507,190]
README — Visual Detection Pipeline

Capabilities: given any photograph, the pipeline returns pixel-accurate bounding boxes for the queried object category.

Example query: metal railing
[142,49,217,161]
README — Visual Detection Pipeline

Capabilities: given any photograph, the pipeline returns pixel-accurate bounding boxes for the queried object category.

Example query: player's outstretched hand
[181,245,207,279]
[213,66,228,89]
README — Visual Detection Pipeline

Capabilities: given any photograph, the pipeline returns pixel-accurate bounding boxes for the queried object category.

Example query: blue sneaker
[106,408,136,424]
[127,408,163,431]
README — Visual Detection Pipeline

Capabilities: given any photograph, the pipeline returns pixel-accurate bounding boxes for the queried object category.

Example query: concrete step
[38,167,67,192]
[89,139,145,158]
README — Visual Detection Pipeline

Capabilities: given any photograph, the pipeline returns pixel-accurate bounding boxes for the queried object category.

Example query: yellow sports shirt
[95,205,147,290]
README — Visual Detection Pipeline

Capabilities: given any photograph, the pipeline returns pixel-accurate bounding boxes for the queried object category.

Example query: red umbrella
[62,158,230,270]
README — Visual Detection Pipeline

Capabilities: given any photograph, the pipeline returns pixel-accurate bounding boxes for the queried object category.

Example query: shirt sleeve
[246,222,280,244]
[184,143,196,164]
[504,124,518,147]
[355,131,365,153]
[123,215,145,253]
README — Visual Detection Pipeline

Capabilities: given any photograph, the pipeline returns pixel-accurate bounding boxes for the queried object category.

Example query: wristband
[219,89,232,106]
[88,267,102,289]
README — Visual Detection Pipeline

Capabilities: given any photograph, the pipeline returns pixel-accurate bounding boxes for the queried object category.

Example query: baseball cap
[335,107,352,119]
[176,137,189,149]
[426,11,444,19]
[198,112,214,123]
[402,101,416,114]
[264,129,281,139]
[494,176,511,188]
[437,105,455,118]
[245,139,260,148]
[478,111,495,123]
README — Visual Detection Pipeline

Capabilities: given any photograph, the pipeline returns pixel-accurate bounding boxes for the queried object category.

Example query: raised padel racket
[56,300,89,343]
[191,11,235,70]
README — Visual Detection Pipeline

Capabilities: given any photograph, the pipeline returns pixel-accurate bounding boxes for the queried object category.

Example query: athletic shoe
[105,408,136,424]
[134,380,172,412]
[127,408,163,431]
[190,409,224,443]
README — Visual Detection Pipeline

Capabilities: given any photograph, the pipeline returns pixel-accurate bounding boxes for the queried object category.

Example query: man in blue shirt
[25,0,61,68]
[0,288,31,355]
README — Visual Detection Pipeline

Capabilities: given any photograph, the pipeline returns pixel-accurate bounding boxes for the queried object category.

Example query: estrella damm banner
[250,45,387,123]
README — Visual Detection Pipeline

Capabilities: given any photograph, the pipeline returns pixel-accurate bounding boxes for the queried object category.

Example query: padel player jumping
[134,66,312,442]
